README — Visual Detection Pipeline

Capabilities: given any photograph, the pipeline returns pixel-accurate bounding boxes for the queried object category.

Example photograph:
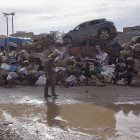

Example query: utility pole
[6,16,8,36]
[2,12,15,36]
[2,13,10,36]
[10,12,15,34]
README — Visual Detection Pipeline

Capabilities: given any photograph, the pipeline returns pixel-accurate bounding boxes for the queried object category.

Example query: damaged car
[63,18,117,45]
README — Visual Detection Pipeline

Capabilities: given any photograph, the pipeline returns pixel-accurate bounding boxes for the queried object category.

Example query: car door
[73,23,88,42]
[86,20,100,38]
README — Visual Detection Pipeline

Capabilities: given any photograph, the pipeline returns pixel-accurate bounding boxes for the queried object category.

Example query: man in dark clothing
[44,54,57,97]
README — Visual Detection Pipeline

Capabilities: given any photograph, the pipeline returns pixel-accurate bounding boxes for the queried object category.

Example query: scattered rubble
[0,32,140,88]
[0,122,22,140]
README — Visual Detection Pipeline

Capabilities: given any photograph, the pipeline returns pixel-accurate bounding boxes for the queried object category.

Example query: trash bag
[1,63,10,70]
[26,71,39,85]
[35,75,46,86]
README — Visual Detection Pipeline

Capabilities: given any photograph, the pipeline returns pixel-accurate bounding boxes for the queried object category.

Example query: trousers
[44,77,56,97]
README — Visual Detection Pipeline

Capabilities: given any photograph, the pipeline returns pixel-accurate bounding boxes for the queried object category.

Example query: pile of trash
[0,37,140,87]
[0,122,22,140]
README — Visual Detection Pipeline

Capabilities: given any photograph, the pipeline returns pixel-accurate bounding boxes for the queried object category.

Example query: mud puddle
[0,97,140,140]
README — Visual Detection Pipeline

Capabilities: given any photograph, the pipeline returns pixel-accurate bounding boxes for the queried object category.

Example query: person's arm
[45,61,50,79]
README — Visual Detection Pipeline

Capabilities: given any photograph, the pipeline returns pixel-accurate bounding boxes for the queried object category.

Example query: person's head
[9,46,16,52]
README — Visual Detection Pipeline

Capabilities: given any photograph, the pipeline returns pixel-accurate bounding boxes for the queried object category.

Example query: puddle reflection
[44,102,140,139]
[0,101,140,139]
[45,97,66,128]
[113,106,140,140]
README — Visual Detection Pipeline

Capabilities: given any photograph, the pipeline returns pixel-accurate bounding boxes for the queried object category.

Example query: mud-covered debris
[0,123,22,140]
[3,121,13,126]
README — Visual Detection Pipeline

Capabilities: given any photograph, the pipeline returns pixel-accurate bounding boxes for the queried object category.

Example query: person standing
[44,54,58,97]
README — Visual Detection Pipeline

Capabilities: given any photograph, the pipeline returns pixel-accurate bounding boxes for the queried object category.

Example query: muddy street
[0,85,140,140]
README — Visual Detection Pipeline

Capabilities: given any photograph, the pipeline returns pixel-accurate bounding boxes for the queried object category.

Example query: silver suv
[63,18,117,45]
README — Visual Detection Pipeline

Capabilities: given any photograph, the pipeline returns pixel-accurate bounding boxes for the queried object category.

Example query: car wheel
[63,37,72,45]
[98,28,110,40]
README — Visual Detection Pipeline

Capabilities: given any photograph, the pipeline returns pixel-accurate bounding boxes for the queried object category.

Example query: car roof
[79,18,106,25]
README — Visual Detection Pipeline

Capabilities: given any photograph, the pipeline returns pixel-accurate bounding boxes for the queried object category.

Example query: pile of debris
[0,36,140,87]
[0,122,22,140]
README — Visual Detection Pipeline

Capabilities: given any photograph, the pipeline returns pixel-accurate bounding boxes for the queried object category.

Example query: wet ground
[0,85,140,140]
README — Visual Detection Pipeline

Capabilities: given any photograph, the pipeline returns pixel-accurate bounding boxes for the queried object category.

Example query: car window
[75,23,87,30]
[89,20,100,25]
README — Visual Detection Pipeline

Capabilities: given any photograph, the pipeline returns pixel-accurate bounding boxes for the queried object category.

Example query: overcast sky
[0,0,140,35]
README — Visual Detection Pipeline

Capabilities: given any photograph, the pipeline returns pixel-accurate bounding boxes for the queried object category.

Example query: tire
[98,28,110,40]
[63,37,72,45]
